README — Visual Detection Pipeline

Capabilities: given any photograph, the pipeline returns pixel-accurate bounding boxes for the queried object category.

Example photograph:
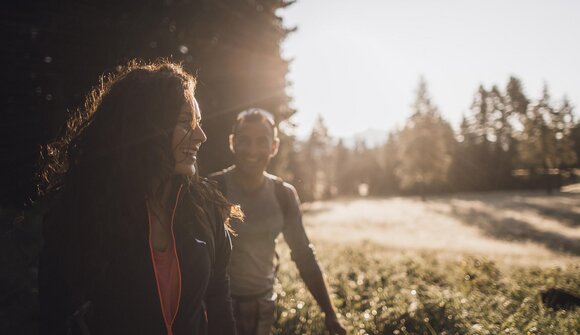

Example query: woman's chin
[175,164,196,177]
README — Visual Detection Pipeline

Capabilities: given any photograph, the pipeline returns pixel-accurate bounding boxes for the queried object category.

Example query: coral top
[153,241,181,330]
[148,185,184,335]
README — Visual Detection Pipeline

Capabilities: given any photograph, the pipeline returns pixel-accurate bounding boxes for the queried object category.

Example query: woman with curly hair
[38,61,241,335]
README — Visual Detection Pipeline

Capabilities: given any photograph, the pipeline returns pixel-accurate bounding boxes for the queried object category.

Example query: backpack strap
[209,169,290,219]
[272,177,291,221]
[207,169,229,195]
[270,176,293,276]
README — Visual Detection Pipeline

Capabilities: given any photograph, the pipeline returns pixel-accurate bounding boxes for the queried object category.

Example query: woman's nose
[193,125,207,144]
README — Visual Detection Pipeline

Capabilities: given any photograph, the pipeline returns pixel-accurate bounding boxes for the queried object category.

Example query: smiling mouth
[182,148,199,158]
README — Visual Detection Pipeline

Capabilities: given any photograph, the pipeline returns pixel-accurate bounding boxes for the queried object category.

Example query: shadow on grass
[302,197,369,215]
[508,200,580,228]
[448,206,580,256]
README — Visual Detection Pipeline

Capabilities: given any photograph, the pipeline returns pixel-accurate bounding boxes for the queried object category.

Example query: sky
[279,0,580,140]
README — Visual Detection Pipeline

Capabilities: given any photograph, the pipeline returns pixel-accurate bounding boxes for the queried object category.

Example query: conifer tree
[469,86,493,145]
[380,132,400,194]
[518,85,555,170]
[488,85,515,187]
[448,115,477,191]
[504,76,529,179]
[333,139,352,195]
[517,85,576,191]
[396,78,452,199]
[506,76,529,120]
[302,115,333,200]
[571,121,580,170]
[3,0,296,206]
[552,96,577,168]
[456,86,495,190]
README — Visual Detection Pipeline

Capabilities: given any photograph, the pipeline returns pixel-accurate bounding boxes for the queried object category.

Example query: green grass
[272,242,580,335]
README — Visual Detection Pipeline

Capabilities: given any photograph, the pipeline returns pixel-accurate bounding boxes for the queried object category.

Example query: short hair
[232,108,278,137]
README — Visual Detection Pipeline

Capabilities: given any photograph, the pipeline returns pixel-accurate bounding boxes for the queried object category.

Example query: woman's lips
[181,148,198,160]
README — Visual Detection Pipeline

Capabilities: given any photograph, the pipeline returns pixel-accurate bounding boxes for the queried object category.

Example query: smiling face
[230,119,279,178]
[172,99,206,176]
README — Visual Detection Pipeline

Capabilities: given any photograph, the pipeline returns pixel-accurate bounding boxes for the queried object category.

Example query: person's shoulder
[198,177,217,189]
[264,173,298,195]
[207,165,235,179]
[190,178,226,211]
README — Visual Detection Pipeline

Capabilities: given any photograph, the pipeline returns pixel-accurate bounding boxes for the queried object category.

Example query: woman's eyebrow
[178,115,193,121]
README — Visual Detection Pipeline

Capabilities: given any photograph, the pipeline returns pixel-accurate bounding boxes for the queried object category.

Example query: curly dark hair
[38,60,241,293]
[39,60,195,198]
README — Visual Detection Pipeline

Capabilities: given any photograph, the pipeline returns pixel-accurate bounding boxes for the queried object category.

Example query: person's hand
[325,314,347,335]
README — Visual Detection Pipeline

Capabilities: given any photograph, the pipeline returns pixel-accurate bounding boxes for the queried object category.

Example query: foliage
[299,115,335,201]
[3,193,580,333]
[517,85,577,171]
[2,0,295,208]
[292,76,579,201]
[274,241,580,335]
[379,133,400,195]
[395,78,453,195]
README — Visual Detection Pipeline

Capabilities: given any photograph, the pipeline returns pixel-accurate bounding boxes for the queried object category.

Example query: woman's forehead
[192,98,201,118]
[236,119,274,137]
[181,98,201,118]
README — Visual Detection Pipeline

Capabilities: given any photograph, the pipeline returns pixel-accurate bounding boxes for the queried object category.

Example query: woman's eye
[179,119,193,129]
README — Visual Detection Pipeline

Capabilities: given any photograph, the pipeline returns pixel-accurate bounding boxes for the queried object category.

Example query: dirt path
[301,189,580,267]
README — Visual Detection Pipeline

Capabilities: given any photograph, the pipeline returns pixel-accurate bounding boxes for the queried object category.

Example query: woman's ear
[270,137,280,157]
[229,134,236,154]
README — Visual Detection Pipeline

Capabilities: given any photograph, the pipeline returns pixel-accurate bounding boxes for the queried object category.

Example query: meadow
[272,189,580,334]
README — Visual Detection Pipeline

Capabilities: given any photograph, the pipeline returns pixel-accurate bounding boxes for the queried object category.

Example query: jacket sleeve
[281,184,323,281]
[204,207,237,335]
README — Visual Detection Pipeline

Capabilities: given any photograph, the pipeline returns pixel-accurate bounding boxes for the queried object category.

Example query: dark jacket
[39,183,236,335]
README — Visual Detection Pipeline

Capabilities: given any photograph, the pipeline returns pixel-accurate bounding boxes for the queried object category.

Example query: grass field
[272,189,580,334]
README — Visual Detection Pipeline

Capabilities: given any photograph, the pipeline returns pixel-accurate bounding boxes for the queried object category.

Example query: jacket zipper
[147,184,184,335]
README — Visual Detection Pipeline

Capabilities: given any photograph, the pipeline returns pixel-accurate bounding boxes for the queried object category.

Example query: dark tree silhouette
[1,0,295,208]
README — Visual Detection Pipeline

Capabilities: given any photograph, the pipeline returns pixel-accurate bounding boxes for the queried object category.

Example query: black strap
[270,177,289,275]
[272,177,290,219]
[209,170,290,220]
[210,171,227,196]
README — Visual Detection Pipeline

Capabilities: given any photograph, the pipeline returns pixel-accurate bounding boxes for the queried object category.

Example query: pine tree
[504,76,529,183]
[552,96,577,168]
[456,86,495,190]
[471,85,491,144]
[302,115,333,200]
[506,76,529,120]
[2,0,296,206]
[380,132,400,194]
[488,85,515,187]
[517,85,576,191]
[448,115,476,191]
[396,78,452,199]
[571,121,580,170]
[333,139,352,195]
[518,85,555,170]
